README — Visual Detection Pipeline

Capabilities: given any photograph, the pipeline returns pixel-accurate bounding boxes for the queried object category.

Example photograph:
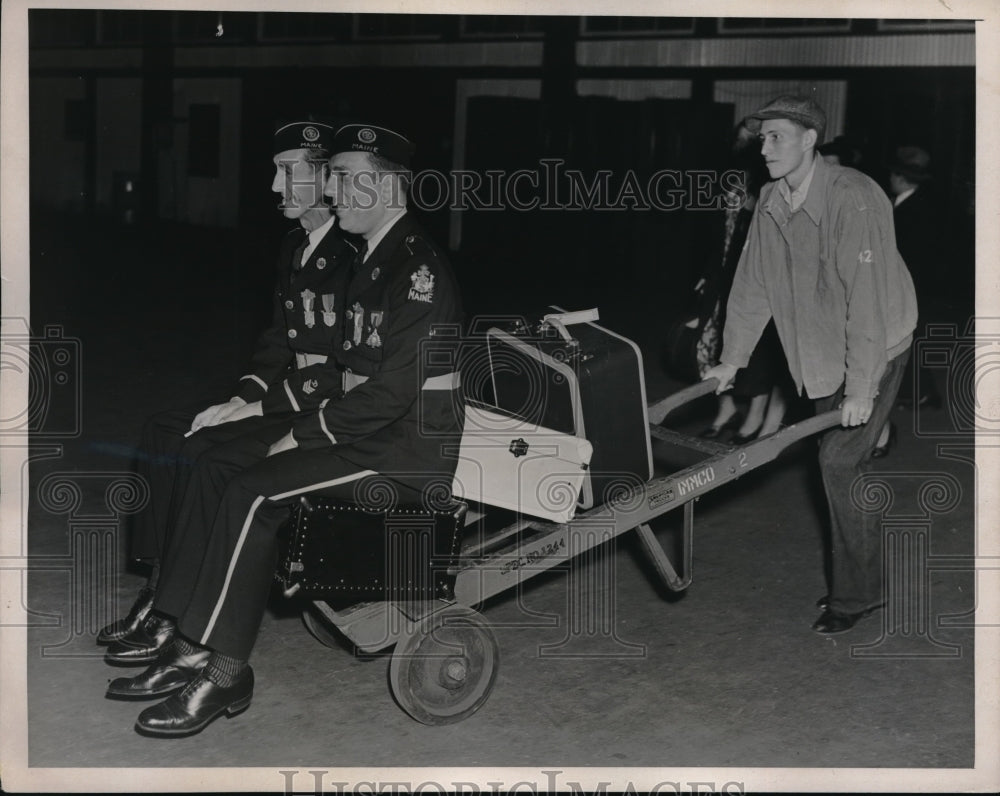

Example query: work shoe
[811,604,884,634]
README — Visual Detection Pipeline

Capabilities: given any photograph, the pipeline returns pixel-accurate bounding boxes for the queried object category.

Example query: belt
[296,352,328,369]
[343,371,461,393]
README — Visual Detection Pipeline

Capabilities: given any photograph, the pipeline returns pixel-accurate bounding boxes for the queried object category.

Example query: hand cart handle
[647,378,719,426]
[774,408,843,445]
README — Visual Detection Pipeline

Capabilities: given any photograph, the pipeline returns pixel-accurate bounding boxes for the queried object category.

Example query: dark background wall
[27,11,976,367]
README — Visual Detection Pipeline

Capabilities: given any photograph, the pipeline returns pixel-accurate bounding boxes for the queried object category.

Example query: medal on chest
[352,302,365,346]
[321,293,336,327]
[366,310,384,348]
[300,289,316,328]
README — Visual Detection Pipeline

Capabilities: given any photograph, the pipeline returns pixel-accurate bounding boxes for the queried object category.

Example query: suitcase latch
[509,438,529,458]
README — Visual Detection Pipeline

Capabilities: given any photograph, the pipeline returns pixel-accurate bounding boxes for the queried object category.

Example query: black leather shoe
[105,614,175,665]
[816,594,830,611]
[812,604,884,634]
[106,643,210,699]
[871,422,897,459]
[97,586,155,645]
[134,668,254,737]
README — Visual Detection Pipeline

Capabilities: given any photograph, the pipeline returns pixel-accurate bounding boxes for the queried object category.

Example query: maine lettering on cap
[273,120,335,155]
[333,124,415,168]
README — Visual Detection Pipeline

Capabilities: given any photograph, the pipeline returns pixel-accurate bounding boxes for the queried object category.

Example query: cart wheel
[302,605,341,650]
[389,606,499,725]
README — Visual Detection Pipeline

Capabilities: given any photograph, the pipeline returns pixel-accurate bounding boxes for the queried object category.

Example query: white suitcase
[451,404,594,523]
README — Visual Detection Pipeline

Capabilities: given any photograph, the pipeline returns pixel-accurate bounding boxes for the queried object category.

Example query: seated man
[106,124,465,738]
[100,119,355,662]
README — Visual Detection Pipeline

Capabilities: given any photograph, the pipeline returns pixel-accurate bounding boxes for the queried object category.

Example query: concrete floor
[15,216,981,787]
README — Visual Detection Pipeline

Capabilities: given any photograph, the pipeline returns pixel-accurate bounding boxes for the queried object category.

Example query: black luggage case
[276,498,466,610]
[485,306,652,509]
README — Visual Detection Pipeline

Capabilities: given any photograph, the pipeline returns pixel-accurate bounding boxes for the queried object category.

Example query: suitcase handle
[541,308,600,343]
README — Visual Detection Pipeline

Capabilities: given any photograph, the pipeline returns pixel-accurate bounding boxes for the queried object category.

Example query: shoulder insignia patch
[408,264,435,303]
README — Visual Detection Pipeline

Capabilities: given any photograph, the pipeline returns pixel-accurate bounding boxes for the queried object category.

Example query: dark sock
[205,652,248,687]
[172,635,203,658]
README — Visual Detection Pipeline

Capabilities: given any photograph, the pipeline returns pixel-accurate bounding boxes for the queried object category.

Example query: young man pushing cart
[704,96,918,634]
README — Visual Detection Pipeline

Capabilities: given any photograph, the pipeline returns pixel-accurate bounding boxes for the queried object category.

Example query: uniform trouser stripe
[199,469,377,646]
[201,494,266,645]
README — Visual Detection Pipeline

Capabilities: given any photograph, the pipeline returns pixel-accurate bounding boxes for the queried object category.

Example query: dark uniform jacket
[234,219,354,413]
[291,212,465,492]
[892,186,941,299]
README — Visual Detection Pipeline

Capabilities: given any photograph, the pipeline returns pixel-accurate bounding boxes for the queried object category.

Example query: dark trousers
[154,437,425,660]
[813,348,910,615]
[130,407,298,562]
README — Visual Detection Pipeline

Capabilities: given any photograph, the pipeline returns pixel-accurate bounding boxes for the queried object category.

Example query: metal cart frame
[301,378,842,725]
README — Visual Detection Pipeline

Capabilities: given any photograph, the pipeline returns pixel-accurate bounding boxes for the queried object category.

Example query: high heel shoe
[699,413,742,439]
[871,422,896,459]
[731,427,761,444]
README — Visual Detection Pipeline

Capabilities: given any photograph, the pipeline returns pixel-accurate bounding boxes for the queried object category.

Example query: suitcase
[485,307,652,509]
[451,404,594,523]
[275,498,466,610]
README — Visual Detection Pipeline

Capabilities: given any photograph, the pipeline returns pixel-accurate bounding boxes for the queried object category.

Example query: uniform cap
[744,95,827,145]
[273,120,335,156]
[333,124,415,169]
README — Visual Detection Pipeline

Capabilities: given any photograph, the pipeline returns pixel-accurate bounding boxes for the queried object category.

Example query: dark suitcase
[485,306,653,509]
[276,498,466,610]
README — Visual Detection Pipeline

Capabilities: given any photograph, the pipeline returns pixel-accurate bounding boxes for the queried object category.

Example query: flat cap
[744,95,827,144]
[333,124,415,169]
[273,120,335,156]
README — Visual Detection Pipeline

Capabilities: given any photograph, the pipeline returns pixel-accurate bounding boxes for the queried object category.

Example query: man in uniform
[100,120,354,664]
[109,124,464,737]
[704,96,918,634]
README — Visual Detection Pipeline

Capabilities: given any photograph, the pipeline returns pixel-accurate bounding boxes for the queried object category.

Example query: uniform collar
[307,213,336,246]
[894,187,917,207]
[364,208,407,262]
[351,210,416,288]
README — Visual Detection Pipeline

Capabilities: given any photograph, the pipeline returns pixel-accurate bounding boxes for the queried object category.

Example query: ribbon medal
[352,302,365,346]
[300,289,316,328]
[321,293,336,327]
[366,310,384,348]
